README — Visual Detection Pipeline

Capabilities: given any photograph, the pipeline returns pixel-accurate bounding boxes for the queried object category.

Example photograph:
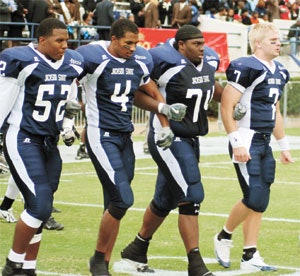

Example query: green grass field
[0,129,299,276]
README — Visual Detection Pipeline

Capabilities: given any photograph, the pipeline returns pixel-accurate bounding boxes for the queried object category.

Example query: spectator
[143,0,159,28]
[244,0,253,14]
[7,0,25,47]
[27,0,53,38]
[0,0,12,51]
[226,7,238,22]
[287,17,300,55]
[19,0,31,32]
[82,0,98,13]
[61,0,81,24]
[93,0,115,40]
[266,0,281,22]
[289,2,299,20]
[241,8,252,24]
[250,10,261,23]
[158,0,173,28]
[171,0,192,28]
[128,0,145,27]
[47,0,68,23]
[214,6,227,20]
[224,0,235,9]
[254,0,267,18]
[128,12,135,22]
[279,0,290,19]
[202,0,219,14]
[80,12,98,40]
[261,12,270,21]
[234,0,246,16]
[189,0,200,25]
[248,0,258,13]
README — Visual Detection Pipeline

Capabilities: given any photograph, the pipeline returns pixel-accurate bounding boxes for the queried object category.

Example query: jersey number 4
[111,80,131,112]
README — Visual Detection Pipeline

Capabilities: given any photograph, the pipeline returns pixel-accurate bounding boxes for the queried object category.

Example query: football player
[0,18,84,275]
[76,18,187,276]
[214,22,294,272]
[121,25,223,276]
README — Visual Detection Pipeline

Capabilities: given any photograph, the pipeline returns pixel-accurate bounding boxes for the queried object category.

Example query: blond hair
[248,22,279,53]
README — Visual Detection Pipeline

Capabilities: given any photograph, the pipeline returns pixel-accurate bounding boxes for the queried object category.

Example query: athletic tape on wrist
[228,131,244,148]
[277,137,290,151]
[158,102,165,113]
[62,117,73,129]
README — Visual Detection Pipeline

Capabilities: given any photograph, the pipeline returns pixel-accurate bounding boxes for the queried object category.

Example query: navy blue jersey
[226,56,289,133]
[77,41,153,133]
[149,39,216,137]
[0,43,84,136]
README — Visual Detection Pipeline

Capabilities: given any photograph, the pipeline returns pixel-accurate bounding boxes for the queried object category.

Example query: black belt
[254,131,271,141]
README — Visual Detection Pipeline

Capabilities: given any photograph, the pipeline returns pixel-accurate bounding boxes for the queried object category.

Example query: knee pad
[150,199,170,218]
[20,210,43,228]
[178,202,200,216]
[187,183,204,204]
[108,204,127,220]
[243,189,270,212]
[117,181,134,209]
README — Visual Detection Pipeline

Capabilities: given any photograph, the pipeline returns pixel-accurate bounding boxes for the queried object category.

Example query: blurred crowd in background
[0,0,299,52]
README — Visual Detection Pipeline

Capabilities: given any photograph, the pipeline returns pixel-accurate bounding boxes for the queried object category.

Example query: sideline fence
[74,81,300,130]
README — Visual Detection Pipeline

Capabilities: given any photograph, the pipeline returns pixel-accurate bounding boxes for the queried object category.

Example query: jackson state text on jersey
[226,56,289,133]
[149,39,216,137]
[0,44,84,136]
[76,42,153,133]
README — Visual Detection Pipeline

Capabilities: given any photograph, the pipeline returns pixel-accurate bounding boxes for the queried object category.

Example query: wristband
[62,117,73,129]
[228,131,244,148]
[158,102,165,113]
[277,137,290,151]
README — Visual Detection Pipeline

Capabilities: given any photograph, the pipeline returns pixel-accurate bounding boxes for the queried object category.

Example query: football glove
[158,103,187,121]
[61,128,76,147]
[156,127,174,150]
[233,102,247,120]
[64,100,82,119]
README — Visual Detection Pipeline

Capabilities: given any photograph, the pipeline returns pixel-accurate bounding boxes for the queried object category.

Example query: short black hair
[36,18,67,39]
[109,19,139,39]
[82,13,89,21]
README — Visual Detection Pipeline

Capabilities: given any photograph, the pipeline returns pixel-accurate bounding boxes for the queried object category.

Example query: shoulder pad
[0,46,34,63]
[230,56,264,71]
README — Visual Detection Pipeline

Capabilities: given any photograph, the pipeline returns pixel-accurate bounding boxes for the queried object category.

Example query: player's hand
[232,147,251,163]
[62,128,76,147]
[156,127,174,150]
[65,100,82,119]
[233,102,247,120]
[280,151,294,164]
[159,103,187,121]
